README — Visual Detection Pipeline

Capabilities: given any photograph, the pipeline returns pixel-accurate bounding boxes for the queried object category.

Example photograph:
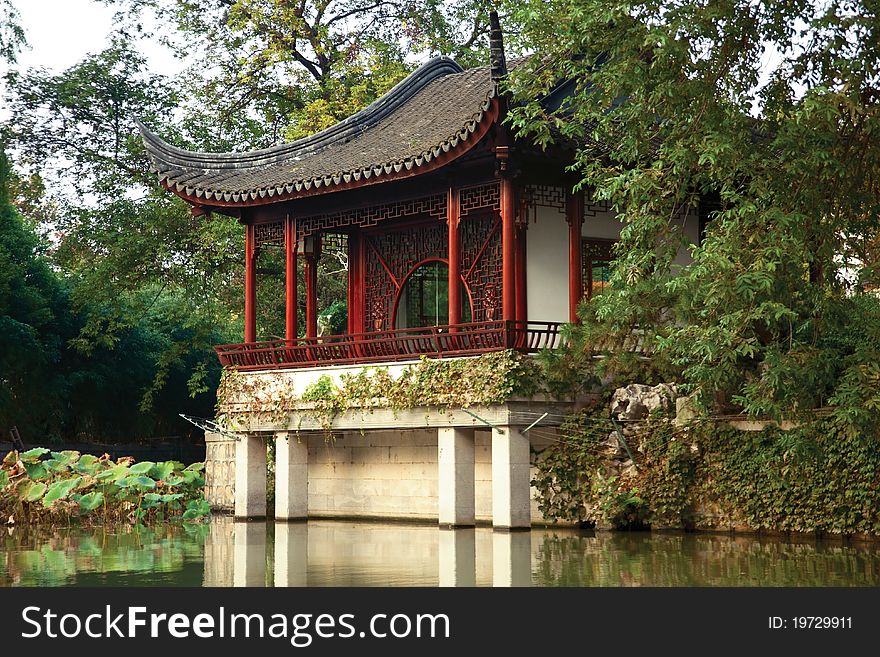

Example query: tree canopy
[508,0,880,424]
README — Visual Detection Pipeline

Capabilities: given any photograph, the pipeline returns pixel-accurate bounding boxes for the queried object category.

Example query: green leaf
[149,461,175,481]
[0,470,8,488]
[20,447,49,463]
[21,481,48,502]
[129,461,155,475]
[96,464,130,482]
[24,462,49,480]
[43,477,82,506]
[163,474,185,487]
[74,454,101,475]
[49,450,81,466]
[75,491,104,512]
[124,475,156,490]
[43,459,70,473]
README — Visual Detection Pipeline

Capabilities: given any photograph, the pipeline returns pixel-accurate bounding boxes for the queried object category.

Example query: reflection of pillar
[233,522,267,587]
[492,531,532,587]
[235,434,266,520]
[566,191,584,324]
[285,215,298,341]
[438,427,475,527]
[274,522,308,587]
[447,186,461,326]
[438,528,476,587]
[491,426,530,530]
[244,223,257,343]
[275,432,308,521]
[202,517,234,587]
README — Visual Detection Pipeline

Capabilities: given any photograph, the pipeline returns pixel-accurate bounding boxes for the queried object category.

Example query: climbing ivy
[217,350,545,435]
[533,413,880,537]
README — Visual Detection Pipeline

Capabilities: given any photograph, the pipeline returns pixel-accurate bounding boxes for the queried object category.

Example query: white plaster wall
[524,201,700,326]
[583,207,624,241]
[674,208,701,267]
[526,205,569,324]
[583,206,701,266]
[305,428,554,524]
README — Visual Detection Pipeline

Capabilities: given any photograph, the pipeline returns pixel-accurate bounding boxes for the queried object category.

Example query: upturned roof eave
[156,96,501,210]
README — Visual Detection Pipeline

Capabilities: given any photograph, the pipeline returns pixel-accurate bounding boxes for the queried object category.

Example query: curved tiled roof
[139,57,501,206]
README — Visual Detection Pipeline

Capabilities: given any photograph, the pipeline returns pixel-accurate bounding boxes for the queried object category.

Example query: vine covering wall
[532,412,880,537]
[216,350,543,433]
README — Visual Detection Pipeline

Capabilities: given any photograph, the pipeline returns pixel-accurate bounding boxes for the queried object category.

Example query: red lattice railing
[214,320,562,371]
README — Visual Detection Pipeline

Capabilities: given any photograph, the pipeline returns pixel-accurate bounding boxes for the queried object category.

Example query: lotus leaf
[149,462,175,482]
[129,462,155,475]
[21,481,48,502]
[20,448,49,463]
[43,477,82,507]
[75,491,104,512]
[49,451,81,466]
[24,463,49,480]
[96,464,130,482]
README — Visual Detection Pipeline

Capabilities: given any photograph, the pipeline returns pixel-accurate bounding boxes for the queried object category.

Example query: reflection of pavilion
[145,15,702,528]
[204,519,532,587]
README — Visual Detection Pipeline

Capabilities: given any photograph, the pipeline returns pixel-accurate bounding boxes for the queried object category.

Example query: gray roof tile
[139,57,500,205]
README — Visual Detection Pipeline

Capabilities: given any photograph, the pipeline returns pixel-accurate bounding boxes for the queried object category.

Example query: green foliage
[220,350,544,434]
[0,0,25,64]
[534,412,880,536]
[0,448,208,525]
[507,1,880,421]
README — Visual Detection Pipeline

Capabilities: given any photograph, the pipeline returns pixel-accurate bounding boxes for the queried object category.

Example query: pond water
[2,517,879,587]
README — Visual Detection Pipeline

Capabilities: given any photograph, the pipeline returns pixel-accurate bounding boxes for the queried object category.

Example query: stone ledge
[229,399,587,433]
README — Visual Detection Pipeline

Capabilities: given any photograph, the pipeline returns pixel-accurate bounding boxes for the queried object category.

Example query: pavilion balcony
[214,320,562,372]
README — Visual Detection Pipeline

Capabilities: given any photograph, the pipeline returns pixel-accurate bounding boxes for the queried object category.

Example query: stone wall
[204,432,236,512]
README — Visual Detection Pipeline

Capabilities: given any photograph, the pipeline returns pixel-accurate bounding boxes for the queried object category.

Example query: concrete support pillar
[233,522,266,587]
[438,528,476,587]
[438,427,475,527]
[275,432,309,521]
[234,434,267,520]
[492,531,532,587]
[274,522,309,587]
[491,426,531,530]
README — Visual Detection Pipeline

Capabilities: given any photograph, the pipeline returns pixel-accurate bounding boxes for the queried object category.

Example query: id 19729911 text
[768,617,852,630]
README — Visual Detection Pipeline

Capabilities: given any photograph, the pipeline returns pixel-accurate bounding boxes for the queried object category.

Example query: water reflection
[3,519,880,587]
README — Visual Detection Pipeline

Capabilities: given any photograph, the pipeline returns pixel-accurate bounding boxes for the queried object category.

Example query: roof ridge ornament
[489,10,508,83]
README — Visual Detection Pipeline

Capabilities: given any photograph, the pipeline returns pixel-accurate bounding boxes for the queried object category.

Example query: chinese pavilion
[139,16,699,536]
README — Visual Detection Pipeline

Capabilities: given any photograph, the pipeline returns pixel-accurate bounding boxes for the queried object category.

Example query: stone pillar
[274,522,309,587]
[492,531,532,587]
[233,522,266,587]
[438,427,475,527]
[234,434,267,520]
[438,528,476,587]
[275,432,308,521]
[491,426,531,530]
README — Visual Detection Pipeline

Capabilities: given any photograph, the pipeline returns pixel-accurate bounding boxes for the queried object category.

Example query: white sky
[1,0,182,78]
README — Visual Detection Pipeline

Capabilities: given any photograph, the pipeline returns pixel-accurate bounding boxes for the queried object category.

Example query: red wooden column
[347,231,363,335]
[447,186,461,327]
[566,191,584,324]
[244,222,257,343]
[500,175,516,323]
[304,235,321,339]
[284,215,298,341]
[515,222,527,323]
